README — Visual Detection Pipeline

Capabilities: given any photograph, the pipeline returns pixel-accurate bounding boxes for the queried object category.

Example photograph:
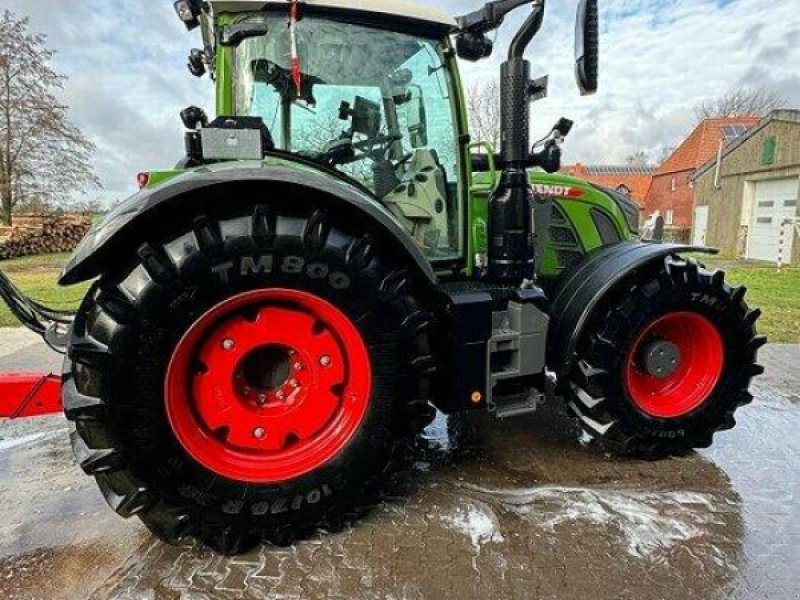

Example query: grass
[712,265,800,344]
[0,254,798,343]
[0,253,90,328]
[0,252,76,273]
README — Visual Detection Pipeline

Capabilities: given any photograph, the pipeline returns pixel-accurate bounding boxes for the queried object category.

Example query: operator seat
[383,149,450,253]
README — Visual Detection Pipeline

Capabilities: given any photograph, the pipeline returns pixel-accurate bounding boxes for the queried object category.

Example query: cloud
[456,0,800,163]
[4,0,799,205]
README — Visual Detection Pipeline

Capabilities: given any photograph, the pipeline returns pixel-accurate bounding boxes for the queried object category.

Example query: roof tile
[563,164,654,203]
[657,116,761,175]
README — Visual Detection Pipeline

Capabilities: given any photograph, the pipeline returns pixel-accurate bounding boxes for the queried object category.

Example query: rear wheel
[63,204,436,554]
[565,257,766,459]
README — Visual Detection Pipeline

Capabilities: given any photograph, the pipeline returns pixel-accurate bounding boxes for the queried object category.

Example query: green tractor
[0,0,765,554]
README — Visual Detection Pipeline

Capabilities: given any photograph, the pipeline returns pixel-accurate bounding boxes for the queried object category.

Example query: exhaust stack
[487,2,546,283]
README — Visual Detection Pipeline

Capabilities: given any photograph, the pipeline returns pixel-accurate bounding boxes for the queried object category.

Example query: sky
[2,0,799,206]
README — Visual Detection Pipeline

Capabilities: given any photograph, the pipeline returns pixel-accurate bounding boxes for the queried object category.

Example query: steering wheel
[352,134,402,155]
[319,134,402,167]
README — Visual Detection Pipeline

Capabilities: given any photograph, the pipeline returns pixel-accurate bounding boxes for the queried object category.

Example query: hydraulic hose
[0,268,74,352]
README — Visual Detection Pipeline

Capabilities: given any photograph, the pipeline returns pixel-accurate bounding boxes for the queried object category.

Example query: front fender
[547,242,718,377]
[60,161,436,286]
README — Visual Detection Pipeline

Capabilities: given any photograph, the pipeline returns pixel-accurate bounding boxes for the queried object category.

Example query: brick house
[563,164,655,207]
[643,116,760,240]
[691,110,800,264]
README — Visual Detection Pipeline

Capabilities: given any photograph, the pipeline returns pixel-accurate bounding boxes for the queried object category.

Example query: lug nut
[222,339,235,351]
[289,379,299,388]
[276,391,286,401]
[320,355,332,367]
[293,362,303,372]
[258,394,267,405]
[253,427,266,439]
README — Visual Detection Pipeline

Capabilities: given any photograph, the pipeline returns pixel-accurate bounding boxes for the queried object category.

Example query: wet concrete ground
[0,337,798,600]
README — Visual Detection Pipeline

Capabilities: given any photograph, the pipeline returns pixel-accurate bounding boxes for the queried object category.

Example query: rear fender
[547,242,718,377]
[59,162,437,286]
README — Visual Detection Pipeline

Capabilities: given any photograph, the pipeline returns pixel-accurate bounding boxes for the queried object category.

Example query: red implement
[0,373,63,419]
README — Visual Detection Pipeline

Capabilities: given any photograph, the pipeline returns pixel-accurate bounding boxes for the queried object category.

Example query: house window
[671,177,677,192]
[761,137,777,165]
[665,210,675,226]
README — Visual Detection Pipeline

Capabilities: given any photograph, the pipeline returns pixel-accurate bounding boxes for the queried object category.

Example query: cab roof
[207,0,458,32]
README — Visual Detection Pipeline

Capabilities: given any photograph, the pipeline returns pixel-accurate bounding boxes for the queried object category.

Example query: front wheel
[63,205,436,554]
[564,257,766,459]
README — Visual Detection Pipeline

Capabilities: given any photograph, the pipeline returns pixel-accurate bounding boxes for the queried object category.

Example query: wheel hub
[165,289,372,483]
[638,338,681,379]
[236,344,294,405]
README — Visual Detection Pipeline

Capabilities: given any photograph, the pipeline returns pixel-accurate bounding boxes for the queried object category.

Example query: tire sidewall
[101,222,414,526]
[602,281,753,442]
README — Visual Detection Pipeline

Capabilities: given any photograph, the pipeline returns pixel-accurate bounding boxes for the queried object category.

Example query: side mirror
[406,91,428,148]
[575,0,599,96]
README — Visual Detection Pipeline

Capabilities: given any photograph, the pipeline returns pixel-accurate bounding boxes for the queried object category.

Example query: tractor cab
[198,2,466,261]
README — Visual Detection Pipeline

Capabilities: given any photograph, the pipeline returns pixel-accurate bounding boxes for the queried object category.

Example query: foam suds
[459,483,724,560]
[442,501,505,551]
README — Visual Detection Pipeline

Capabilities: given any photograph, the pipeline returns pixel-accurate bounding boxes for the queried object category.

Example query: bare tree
[467,80,501,150]
[0,11,99,226]
[14,194,54,214]
[694,87,786,122]
[625,151,650,166]
[655,146,674,165]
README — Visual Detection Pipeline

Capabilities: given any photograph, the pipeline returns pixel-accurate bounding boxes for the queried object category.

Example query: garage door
[748,178,799,262]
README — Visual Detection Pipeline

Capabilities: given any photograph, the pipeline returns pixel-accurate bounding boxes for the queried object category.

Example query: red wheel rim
[165,289,372,483]
[624,312,724,419]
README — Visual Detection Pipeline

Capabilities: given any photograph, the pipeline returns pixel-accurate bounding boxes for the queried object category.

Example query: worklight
[174,0,202,30]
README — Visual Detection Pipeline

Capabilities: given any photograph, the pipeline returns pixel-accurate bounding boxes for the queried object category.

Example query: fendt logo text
[532,184,584,198]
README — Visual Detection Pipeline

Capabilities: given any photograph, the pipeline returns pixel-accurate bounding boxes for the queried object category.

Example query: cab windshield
[233,14,462,260]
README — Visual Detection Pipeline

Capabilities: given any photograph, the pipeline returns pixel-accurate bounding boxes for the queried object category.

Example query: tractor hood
[60,158,436,286]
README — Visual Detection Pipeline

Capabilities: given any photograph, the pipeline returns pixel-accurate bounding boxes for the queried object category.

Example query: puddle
[0,381,797,599]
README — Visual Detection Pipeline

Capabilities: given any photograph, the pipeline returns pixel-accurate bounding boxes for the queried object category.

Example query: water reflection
[64,406,749,599]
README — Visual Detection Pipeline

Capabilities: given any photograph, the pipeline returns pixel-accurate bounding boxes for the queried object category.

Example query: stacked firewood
[0,214,92,260]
